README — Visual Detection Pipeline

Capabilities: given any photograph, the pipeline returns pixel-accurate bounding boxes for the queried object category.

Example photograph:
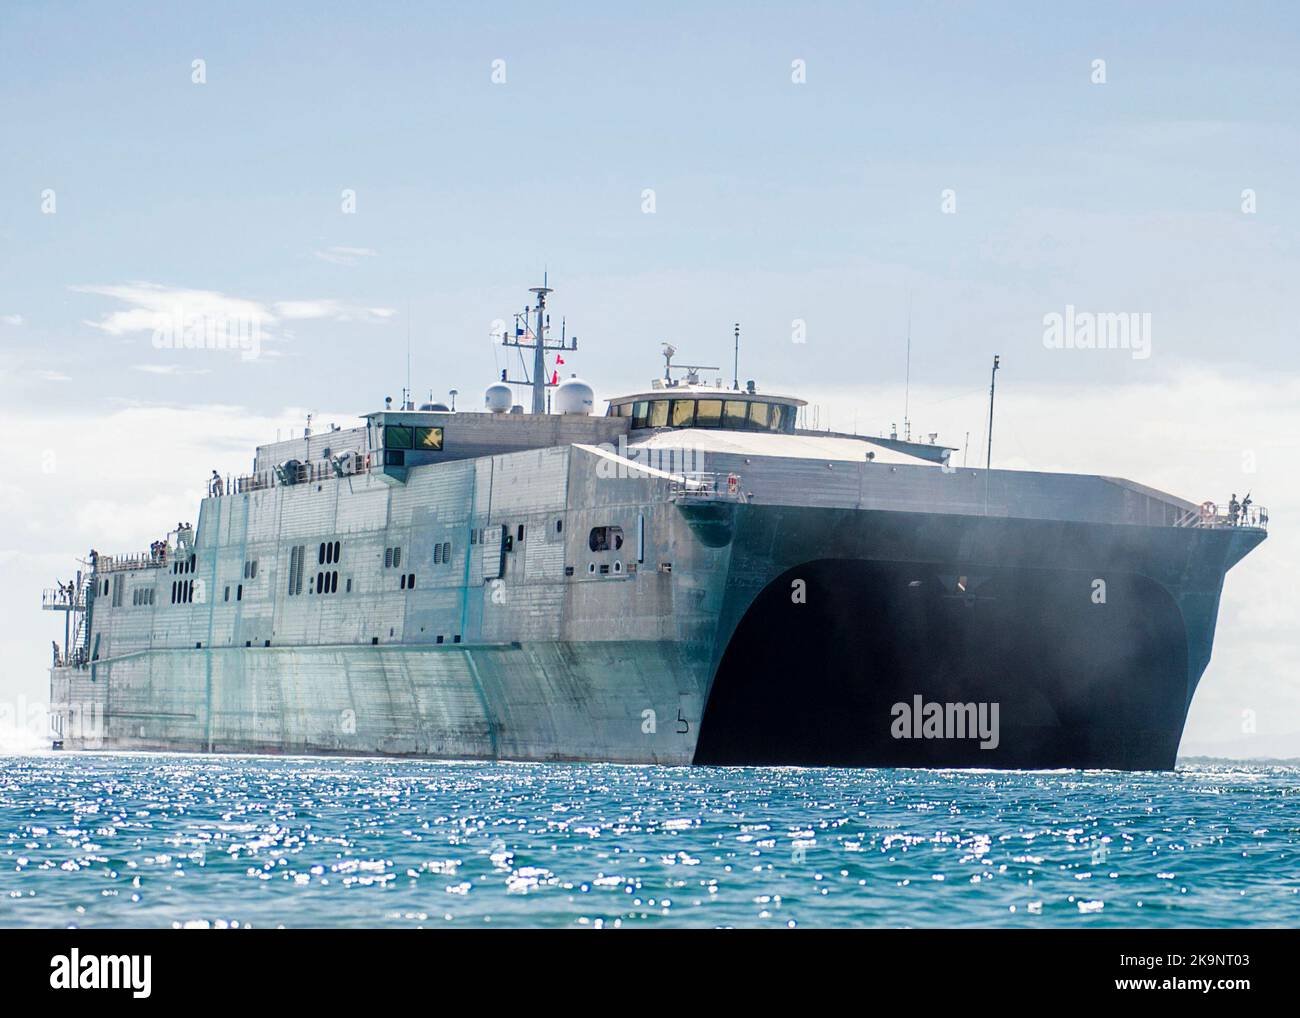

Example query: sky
[1,1,1297,755]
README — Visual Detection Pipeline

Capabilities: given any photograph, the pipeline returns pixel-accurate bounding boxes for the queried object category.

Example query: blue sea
[1,754,1296,928]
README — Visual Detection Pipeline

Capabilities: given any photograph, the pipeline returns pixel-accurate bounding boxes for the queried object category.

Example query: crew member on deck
[1228,494,1240,526]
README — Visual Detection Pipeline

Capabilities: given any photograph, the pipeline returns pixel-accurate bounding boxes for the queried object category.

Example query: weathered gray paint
[49,412,1260,765]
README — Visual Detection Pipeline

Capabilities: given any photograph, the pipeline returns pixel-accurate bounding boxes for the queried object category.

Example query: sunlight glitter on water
[0,754,1297,928]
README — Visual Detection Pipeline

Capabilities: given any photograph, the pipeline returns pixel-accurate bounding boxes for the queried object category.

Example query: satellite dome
[419,402,451,412]
[484,383,513,414]
[554,377,594,415]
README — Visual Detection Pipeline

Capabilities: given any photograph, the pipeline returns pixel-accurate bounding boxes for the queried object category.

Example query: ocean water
[0,753,1296,928]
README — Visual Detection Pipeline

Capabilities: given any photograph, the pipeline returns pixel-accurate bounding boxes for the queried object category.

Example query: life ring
[363,452,371,470]
[727,473,739,496]
[1199,500,1217,520]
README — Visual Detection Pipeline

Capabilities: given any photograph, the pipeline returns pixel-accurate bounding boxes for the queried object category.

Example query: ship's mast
[501,278,578,414]
[529,285,550,414]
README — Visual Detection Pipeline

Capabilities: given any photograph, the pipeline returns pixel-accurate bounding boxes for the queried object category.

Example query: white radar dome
[484,383,513,414]
[554,377,594,415]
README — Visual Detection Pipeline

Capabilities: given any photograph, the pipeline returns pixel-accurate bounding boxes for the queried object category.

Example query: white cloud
[273,299,395,322]
[132,364,211,376]
[1,314,23,326]
[314,246,379,266]
[72,282,274,337]
[30,369,71,382]
[71,282,396,337]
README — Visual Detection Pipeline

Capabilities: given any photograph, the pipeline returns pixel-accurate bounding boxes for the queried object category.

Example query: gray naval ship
[45,283,1267,769]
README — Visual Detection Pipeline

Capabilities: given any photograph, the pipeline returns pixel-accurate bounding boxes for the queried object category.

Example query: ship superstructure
[46,284,1267,768]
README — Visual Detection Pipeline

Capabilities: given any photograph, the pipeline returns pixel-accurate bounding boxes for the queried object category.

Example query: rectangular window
[385,547,392,568]
[384,425,413,450]
[723,400,749,429]
[434,543,442,564]
[442,541,451,563]
[648,400,669,428]
[413,426,444,451]
[695,399,723,428]
[748,401,772,430]
[632,401,649,428]
[669,399,696,428]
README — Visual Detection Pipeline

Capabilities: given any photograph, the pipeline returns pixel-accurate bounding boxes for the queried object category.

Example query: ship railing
[1175,500,1268,530]
[218,451,375,497]
[669,471,746,502]
[42,587,85,611]
[92,551,169,574]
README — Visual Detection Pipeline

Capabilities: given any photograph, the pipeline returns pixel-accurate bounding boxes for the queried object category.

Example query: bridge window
[669,399,695,428]
[414,426,443,451]
[695,399,723,427]
[384,425,413,450]
[622,397,795,433]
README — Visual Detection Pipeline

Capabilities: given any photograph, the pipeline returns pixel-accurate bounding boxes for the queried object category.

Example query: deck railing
[668,471,746,502]
[91,550,169,574]
[1175,500,1269,530]
[42,587,85,610]
[212,451,373,497]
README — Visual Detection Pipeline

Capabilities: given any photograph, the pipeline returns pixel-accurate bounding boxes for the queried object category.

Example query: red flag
[555,354,565,366]
[550,370,558,385]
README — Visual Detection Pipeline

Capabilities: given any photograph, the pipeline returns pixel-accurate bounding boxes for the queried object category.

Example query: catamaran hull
[49,503,1259,771]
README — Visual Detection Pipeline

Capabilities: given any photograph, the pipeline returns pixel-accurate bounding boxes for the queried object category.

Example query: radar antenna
[661,343,718,387]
